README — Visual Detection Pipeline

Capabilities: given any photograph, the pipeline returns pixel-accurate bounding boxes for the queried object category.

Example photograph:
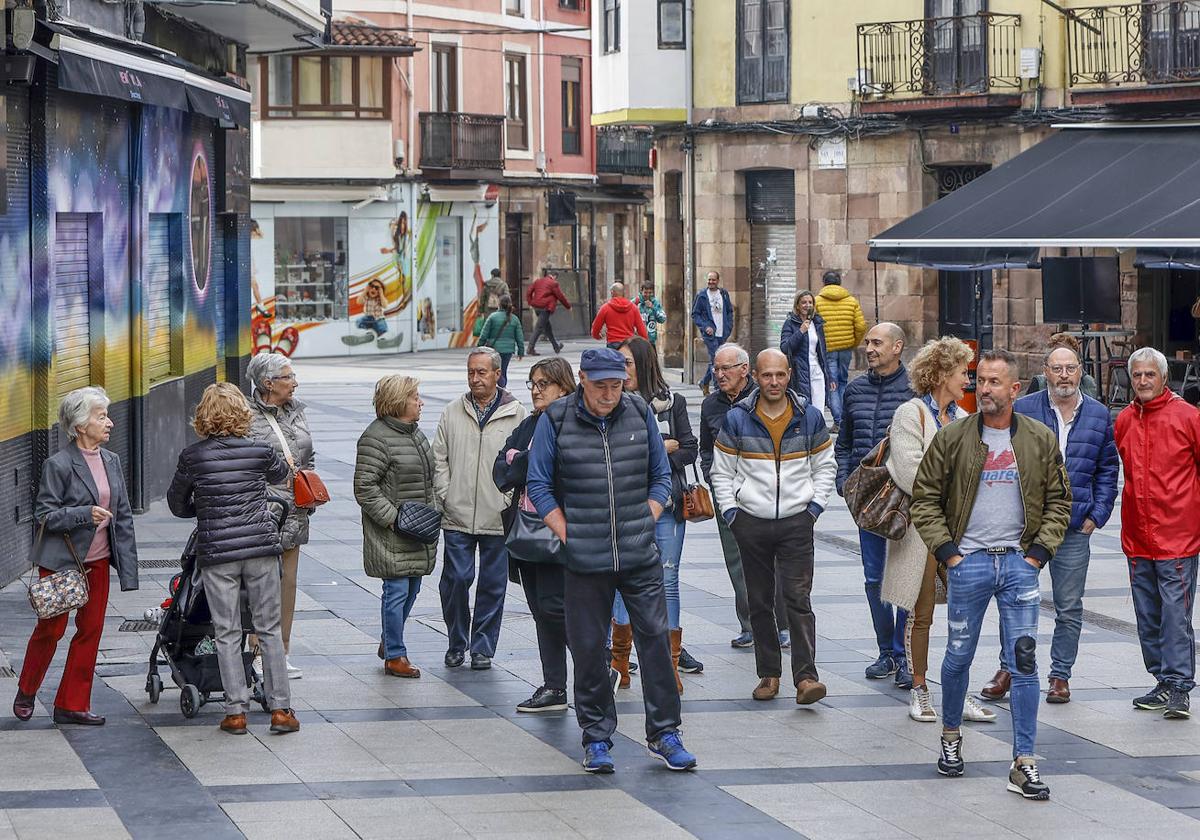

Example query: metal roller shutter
[750,223,797,354]
[146,214,172,383]
[745,170,796,224]
[54,214,92,400]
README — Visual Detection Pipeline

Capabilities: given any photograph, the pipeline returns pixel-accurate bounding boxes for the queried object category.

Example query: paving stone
[0,731,97,792]
[2,807,129,840]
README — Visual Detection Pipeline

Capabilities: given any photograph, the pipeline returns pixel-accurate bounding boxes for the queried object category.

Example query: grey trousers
[201,556,289,714]
[717,516,786,634]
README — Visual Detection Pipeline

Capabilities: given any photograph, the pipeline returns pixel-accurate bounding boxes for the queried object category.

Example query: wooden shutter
[763,0,789,101]
[738,0,764,102]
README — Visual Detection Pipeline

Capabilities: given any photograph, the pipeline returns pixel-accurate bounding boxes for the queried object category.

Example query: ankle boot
[610,621,633,689]
[669,628,684,694]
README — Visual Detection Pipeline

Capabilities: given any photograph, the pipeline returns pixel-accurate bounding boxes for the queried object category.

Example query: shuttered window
[145,214,183,384]
[54,214,93,400]
[746,170,797,354]
[738,0,790,104]
[745,170,796,223]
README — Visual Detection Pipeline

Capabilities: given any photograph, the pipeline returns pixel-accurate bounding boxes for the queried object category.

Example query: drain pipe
[682,0,696,384]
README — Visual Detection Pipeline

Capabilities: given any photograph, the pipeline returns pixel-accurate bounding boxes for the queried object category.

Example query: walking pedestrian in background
[691,271,733,396]
[780,289,832,416]
[526,268,571,356]
[591,282,648,349]
[814,270,867,429]
[477,295,525,388]
[637,281,667,347]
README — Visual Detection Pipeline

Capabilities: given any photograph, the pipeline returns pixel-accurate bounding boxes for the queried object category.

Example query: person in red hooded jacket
[526,268,572,355]
[591,283,648,349]
[1114,346,1200,721]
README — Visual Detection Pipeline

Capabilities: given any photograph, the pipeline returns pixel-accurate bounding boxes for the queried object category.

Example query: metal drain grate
[118,619,161,633]
[138,557,182,569]
[0,667,15,678]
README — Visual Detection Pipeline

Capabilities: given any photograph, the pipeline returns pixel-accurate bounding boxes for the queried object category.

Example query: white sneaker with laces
[909,686,938,722]
[252,655,263,679]
[964,695,996,722]
[286,658,303,680]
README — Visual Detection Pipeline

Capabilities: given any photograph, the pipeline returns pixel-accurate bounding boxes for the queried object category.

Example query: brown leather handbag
[681,463,715,522]
[844,411,924,541]
[264,412,330,509]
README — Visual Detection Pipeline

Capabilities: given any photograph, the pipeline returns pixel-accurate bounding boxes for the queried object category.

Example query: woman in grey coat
[13,387,138,726]
[354,374,438,678]
[247,351,314,680]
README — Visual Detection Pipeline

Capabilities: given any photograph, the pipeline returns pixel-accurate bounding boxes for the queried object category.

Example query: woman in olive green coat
[354,375,437,678]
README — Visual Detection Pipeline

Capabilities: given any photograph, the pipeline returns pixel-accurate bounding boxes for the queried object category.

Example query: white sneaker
[909,686,938,722]
[964,694,996,722]
[252,655,263,679]
[286,658,303,680]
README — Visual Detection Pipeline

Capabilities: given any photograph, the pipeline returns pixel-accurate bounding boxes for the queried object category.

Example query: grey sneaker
[865,655,896,680]
[1133,682,1171,710]
[1007,756,1050,800]
[1164,688,1191,720]
[937,730,964,777]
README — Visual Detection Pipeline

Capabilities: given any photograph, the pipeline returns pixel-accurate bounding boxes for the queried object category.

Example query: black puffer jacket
[168,436,291,566]
[834,365,914,494]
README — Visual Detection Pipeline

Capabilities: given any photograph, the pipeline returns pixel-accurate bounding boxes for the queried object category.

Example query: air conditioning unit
[535,150,547,171]
[851,67,875,97]
[393,139,405,167]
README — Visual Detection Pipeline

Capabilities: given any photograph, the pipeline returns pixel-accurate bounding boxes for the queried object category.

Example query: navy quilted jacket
[1014,390,1119,530]
[834,365,914,493]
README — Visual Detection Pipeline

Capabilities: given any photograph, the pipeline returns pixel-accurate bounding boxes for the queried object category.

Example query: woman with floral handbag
[13,386,139,726]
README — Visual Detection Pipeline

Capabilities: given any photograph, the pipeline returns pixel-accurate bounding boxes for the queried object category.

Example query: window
[603,0,621,54]
[506,0,523,13]
[559,0,581,8]
[261,55,388,118]
[432,44,457,112]
[737,0,789,104]
[505,53,528,150]
[561,58,582,155]
[273,218,349,322]
[659,0,686,48]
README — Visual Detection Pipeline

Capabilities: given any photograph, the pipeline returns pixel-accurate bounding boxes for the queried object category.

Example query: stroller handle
[265,493,293,532]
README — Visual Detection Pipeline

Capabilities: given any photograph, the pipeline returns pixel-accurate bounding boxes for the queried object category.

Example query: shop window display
[273,217,349,323]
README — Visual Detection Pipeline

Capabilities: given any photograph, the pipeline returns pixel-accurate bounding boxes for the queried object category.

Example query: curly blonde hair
[192,382,252,438]
[374,375,420,419]
[908,336,974,397]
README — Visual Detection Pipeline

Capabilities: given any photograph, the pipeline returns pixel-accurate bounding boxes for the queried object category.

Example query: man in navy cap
[526,348,697,774]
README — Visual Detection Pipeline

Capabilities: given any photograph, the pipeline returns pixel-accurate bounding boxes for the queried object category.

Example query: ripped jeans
[614,516,687,629]
[941,548,1042,758]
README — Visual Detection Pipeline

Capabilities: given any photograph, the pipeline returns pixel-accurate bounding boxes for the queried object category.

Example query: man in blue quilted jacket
[834,323,914,686]
[978,340,1117,705]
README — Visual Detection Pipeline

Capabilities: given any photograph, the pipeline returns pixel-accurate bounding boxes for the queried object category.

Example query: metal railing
[418,112,505,170]
[596,127,653,176]
[1068,2,1200,87]
[856,12,1022,98]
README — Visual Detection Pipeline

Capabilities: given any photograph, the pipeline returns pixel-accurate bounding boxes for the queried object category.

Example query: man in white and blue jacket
[710,349,837,706]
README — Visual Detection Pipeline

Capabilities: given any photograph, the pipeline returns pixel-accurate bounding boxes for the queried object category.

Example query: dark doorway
[504,212,532,318]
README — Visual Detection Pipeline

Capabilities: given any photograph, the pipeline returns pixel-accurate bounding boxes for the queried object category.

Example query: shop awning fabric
[868,126,1200,270]
[52,34,251,126]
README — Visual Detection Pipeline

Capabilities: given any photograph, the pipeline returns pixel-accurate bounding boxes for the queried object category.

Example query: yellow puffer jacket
[815,285,868,351]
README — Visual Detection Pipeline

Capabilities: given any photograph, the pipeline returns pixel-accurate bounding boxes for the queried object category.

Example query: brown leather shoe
[980,669,1011,701]
[795,679,828,705]
[52,708,105,726]
[610,621,633,689]
[219,713,248,734]
[1046,677,1071,704]
[12,690,35,722]
[385,657,421,678]
[270,708,300,733]
[752,677,780,701]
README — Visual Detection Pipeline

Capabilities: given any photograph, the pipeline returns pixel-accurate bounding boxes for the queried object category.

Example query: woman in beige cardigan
[883,336,996,724]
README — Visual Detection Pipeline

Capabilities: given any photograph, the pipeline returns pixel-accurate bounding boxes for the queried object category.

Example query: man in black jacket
[526,348,696,774]
[835,323,914,686]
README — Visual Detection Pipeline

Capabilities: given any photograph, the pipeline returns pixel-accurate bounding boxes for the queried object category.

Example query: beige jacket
[433,391,526,535]
[882,398,937,612]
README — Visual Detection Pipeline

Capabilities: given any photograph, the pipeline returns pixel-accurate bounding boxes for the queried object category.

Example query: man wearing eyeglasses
[980,343,1117,706]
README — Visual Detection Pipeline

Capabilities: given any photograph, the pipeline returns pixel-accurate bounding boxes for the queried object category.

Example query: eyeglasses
[714,363,747,374]
[527,379,553,392]
[272,373,297,382]
[1047,364,1079,375]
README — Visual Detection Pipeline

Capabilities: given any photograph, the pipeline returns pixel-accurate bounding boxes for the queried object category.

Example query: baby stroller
[144,499,288,718]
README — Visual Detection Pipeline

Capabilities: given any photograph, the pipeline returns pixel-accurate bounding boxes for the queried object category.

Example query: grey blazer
[33,446,139,592]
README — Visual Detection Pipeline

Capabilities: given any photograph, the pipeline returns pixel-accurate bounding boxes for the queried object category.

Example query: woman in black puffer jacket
[168,383,298,736]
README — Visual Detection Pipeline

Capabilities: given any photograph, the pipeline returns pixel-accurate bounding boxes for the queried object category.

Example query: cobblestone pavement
[3,340,1200,839]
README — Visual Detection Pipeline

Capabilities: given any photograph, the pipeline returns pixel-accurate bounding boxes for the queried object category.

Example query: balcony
[855,12,1023,113]
[596,128,654,182]
[1068,2,1200,105]
[252,119,395,181]
[418,112,505,179]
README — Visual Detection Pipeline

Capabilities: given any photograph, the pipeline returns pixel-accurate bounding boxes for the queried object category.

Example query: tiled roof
[330,21,416,49]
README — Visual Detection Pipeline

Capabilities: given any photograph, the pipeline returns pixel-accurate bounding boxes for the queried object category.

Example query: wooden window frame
[432,44,458,112]
[259,55,391,120]
[505,52,529,151]
[736,0,790,104]
[561,57,582,156]
[658,0,686,49]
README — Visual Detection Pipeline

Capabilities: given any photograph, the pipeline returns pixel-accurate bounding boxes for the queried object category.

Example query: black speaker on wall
[548,191,577,226]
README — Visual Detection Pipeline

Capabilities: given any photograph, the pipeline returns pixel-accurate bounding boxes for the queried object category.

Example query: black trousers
[730,510,818,685]
[528,308,559,352]
[565,561,681,746]
[517,560,568,692]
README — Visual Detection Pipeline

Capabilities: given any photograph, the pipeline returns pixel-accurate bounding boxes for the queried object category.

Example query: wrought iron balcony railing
[597,128,654,177]
[856,12,1022,98]
[418,112,505,171]
[1068,2,1200,87]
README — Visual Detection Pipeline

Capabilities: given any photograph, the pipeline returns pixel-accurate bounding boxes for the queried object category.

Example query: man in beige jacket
[433,347,526,670]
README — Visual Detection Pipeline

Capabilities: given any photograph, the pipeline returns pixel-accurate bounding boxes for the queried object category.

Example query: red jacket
[1115,389,1200,560]
[526,275,571,313]
[591,297,648,344]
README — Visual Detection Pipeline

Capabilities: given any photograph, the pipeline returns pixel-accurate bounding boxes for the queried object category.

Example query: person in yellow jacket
[814,271,867,428]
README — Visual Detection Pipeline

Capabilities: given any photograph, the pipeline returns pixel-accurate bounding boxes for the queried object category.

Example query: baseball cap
[579,348,628,380]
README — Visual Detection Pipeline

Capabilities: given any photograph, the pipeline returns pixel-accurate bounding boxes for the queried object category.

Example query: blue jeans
[499,353,512,388]
[382,576,422,659]
[827,349,852,423]
[860,530,906,661]
[357,314,388,336]
[439,531,509,657]
[942,549,1041,758]
[614,516,687,629]
[1129,554,1198,692]
[699,335,723,388]
[1048,529,1091,681]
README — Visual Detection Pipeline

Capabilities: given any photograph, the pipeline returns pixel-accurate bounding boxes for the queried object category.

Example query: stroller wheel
[180,685,201,719]
[147,674,163,704]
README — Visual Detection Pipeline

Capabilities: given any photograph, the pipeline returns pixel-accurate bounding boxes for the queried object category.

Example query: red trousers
[18,559,111,712]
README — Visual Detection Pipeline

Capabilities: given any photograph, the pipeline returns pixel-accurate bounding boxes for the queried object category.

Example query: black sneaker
[678,647,704,674]
[1133,682,1171,710]
[516,686,568,713]
[895,660,913,690]
[1007,757,1050,800]
[730,631,754,648]
[1165,688,1191,720]
[444,650,465,668]
[937,731,964,777]
[470,653,492,670]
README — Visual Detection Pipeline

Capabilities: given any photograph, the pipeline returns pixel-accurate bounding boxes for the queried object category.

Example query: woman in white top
[779,290,833,415]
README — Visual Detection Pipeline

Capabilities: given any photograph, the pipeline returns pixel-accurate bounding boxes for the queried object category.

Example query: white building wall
[591,0,688,118]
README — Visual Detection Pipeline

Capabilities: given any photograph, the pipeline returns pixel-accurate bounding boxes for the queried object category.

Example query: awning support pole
[873,261,880,322]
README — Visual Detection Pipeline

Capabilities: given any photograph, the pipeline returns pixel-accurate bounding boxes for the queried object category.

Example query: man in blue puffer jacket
[978,341,1117,705]
[834,323,914,686]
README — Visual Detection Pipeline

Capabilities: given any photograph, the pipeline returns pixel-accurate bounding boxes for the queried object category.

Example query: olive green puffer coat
[354,416,438,579]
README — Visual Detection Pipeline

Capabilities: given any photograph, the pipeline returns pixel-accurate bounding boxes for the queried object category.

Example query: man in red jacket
[525,268,572,355]
[1115,346,1200,721]
[591,283,648,349]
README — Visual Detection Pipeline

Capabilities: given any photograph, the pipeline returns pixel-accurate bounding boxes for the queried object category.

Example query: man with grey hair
[591,282,648,349]
[433,347,526,669]
[1115,346,1200,720]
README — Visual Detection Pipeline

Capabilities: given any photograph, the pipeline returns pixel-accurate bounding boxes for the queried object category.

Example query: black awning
[870,127,1200,265]
[55,35,187,110]
[867,246,1040,271]
[1134,248,1200,271]
[185,83,251,127]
